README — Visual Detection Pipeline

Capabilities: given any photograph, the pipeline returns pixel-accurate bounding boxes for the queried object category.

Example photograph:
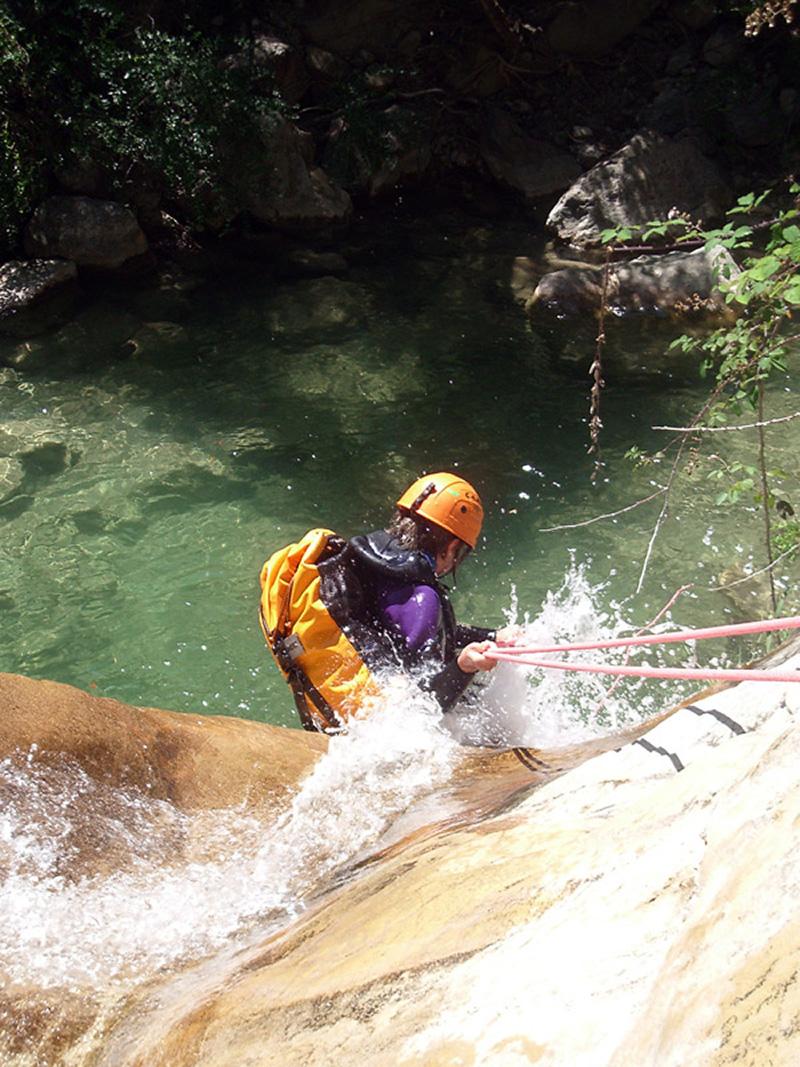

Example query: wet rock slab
[95,646,800,1067]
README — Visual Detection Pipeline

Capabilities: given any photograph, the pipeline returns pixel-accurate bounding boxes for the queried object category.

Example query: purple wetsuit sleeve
[380,584,441,653]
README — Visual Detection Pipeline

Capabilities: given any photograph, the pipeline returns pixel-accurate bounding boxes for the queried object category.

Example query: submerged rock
[529,244,740,317]
[546,131,732,248]
[0,457,24,501]
[24,196,149,269]
[0,259,78,339]
[265,275,371,338]
[281,249,349,278]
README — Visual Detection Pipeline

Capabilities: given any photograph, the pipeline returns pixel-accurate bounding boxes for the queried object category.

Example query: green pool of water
[1,205,798,725]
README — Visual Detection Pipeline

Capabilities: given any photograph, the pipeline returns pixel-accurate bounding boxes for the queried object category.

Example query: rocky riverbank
[1,2,798,341]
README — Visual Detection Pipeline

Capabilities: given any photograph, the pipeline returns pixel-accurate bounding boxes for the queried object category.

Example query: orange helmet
[396,472,484,549]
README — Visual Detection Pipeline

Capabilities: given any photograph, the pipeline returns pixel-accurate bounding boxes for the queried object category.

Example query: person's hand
[494,624,524,647]
[457,641,498,674]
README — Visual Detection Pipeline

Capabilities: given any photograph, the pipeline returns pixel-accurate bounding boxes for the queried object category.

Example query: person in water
[260,471,519,731]
[345,471,519,712]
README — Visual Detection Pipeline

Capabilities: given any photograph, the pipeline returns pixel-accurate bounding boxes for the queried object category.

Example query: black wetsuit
[318,529,495,712]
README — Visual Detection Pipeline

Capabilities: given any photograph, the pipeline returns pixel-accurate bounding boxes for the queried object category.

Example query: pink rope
[487,650,800,684]
[494,615,800,656]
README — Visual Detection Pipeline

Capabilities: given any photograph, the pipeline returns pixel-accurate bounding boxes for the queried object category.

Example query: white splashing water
[0,564,688,994]
[447,562,693,748]
[0,680,459,993]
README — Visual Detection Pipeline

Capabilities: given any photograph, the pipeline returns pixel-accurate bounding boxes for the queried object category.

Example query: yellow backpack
[258,528,380,732]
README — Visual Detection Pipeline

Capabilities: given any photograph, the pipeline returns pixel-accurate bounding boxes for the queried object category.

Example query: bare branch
[653,410,800,433]
[709,545,798,592]
[588,248,611,482]
[636,495,670,595]
[539,487,667,533]
[757,382,778,612]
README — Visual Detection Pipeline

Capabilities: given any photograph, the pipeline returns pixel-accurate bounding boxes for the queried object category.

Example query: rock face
[0,672,325,812]
[97,645,800,1067]
[24,196,148,269]
[479,108,582,202]
[235,120,352,233]
[547,132,732,248]
[0,259,78,337]
[546,0,661,58]
[529,244,740,317]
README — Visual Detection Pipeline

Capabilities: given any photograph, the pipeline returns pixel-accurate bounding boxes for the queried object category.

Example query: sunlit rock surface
[4,648,800,1066]
[100,650,800,1067]
[0,672,325,813]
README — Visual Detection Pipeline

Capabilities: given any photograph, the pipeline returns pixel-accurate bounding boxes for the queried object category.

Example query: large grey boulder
[479,108,582,202]
[0,259,78,339]
[547,132,732,248]
[24,196,148,269]
[234,120,352,233]
[528,245,740,317]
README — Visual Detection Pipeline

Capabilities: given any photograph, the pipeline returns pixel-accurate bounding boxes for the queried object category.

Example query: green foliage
[322,69,420,190]
[0,0,291,246]
[603,181,800,586]
[773,517,800,557]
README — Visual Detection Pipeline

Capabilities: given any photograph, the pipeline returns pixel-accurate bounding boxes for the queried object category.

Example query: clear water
[1,201,798,729]
[2,199,799,1015]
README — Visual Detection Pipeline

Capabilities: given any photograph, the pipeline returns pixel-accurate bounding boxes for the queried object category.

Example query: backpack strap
[271,628,339,733]
[260,603,340,734]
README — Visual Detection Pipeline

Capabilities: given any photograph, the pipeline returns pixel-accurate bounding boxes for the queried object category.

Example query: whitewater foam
[0,563,691,994]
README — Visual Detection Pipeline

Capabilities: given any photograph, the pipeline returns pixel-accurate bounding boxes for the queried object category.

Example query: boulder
[546,132,732,248]
[281,249,349,277]
[528,244,739,317]
[367,121,432,197]
[24,196,148,269]
[0,672,325,814]
[546,0,660,58]
[229,35,309,104]
[234,120,352,233]
[479,108,582,202]
[725,89,785,147]
[0,259,78,339]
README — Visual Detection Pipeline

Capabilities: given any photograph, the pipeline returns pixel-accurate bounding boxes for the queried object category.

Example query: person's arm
[380,585,441,663]
[454,623,523,648]
[454,623,495,646]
